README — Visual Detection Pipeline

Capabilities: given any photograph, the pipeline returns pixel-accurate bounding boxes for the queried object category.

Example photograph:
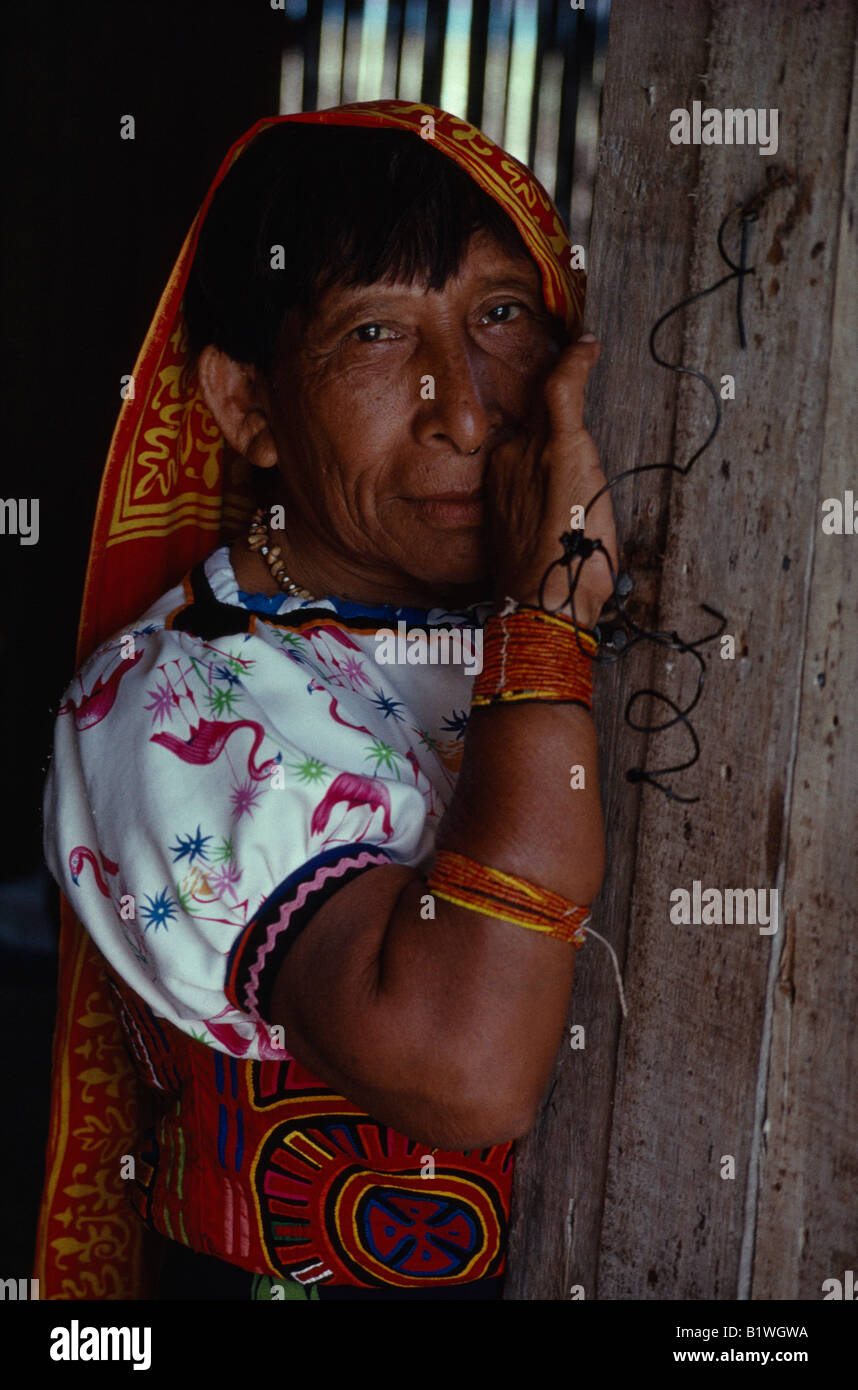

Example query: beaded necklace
[246,506,314,600]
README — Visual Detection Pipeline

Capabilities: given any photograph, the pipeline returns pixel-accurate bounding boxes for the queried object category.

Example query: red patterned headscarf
[35,99,586,1299]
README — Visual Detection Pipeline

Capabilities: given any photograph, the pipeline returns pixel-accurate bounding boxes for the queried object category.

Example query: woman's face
[263,228,564,608]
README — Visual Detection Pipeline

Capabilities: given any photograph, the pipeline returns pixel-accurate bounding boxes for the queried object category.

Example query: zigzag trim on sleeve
[225,842,394,1021]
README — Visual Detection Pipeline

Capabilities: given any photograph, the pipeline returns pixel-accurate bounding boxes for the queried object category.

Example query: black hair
[183,122,545,374]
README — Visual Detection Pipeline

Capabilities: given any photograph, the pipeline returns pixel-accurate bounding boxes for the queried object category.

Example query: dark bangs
[183,123,539,373]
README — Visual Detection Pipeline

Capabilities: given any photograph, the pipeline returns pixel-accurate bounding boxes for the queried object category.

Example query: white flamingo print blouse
[44,544,490,1061]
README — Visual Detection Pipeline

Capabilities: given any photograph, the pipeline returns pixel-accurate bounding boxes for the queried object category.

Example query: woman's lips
[407,491,484,526]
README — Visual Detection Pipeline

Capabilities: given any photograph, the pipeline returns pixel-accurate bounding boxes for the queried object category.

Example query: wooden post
[504,0,858,1300]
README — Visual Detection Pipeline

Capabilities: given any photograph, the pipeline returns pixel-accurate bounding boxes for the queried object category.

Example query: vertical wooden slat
[526,0,550,170]
[302,0,323,110]
[381,0,406,98]
[480,0,513,146]
[569,3,608,239]
[500,3,515,150]
[466,0,490,130]
[503,0,538,161]
[421,0,449,106]
[399,0,427,99]
[339,0,363,104]
[280,48,304,114]
[357,0,389,101]
[440,0,472,121]
[553,1,582,223]
[316,0,344,108]
[532,50,563,203]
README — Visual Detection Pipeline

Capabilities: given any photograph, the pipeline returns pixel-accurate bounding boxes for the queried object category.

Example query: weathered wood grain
[750,23,858,1302]
[506,0,858,1300]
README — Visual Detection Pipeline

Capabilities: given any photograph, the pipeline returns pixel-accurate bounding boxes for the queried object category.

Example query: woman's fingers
[543,338,602,444]
[542,338,619,616]
[542,337,607,530]
[483,332,618,618]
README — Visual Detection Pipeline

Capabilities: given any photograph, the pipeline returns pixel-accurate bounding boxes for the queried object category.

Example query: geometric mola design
[252,1117,509,1287]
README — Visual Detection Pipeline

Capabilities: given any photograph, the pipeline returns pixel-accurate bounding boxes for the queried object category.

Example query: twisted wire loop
[536,201,760,803]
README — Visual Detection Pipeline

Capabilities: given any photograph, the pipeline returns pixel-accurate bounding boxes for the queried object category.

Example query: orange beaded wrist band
[471,607,597,710]
[427,850,590,946]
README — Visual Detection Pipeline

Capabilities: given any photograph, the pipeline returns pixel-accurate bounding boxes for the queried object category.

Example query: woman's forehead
[327,233,540,296]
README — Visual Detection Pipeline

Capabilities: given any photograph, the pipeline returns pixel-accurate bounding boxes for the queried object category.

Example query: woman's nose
[414,339,495,456]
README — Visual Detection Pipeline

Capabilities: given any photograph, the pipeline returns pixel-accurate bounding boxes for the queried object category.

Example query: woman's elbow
[406,1104,536,1152]
[404,1059,542,1150]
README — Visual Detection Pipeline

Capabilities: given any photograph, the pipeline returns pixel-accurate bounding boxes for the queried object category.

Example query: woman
[36,100,617,1300]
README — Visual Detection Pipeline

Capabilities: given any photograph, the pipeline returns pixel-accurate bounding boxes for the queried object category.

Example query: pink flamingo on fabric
[302,624,371,692]
[59,650,144,730]
[405,747,441,818]
[69,846,120,896]
[303,623,363,661]
[151,718,280,781]
[311,772,394,844]
[306,678,374,738]
[204,1007,291,1061]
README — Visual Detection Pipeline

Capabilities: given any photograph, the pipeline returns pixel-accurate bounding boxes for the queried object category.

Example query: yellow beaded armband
[471,607,597,709]
[427,850,590,946]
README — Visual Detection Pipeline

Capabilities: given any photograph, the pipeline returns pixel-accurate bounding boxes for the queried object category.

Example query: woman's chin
[407,545,491,597]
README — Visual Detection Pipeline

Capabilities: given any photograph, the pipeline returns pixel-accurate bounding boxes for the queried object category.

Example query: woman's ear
[196,346,279,469]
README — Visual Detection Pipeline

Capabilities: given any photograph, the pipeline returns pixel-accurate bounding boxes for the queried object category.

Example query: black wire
[535,202,758,803]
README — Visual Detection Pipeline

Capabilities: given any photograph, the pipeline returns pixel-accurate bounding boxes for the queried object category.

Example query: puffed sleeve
[43,613,435,1060]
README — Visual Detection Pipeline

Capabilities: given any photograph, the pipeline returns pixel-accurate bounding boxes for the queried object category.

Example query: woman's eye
[351,323,397,342]
[482,302,524,324]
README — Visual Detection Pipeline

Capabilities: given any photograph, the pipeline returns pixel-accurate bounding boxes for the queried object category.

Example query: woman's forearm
[432,699,605,904]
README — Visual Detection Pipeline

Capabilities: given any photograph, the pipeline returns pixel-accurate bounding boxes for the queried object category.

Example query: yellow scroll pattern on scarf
[106,317,225,548]
[37,922,148,1299]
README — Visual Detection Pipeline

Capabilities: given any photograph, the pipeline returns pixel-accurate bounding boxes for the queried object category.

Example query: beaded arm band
[427,850,590,947]
[471,606,598,710]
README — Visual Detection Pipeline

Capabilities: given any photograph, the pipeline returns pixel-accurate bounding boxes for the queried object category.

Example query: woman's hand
[485,337,618,628]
